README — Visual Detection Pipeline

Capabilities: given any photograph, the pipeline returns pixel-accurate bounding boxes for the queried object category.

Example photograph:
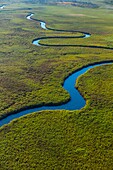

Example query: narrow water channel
[0,13,112,127]
[0,62,112,127]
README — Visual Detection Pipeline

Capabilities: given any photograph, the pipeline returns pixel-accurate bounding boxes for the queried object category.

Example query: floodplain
[0,1,113,169]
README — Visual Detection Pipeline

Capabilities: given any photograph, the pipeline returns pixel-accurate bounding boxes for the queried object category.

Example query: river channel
[0,13,112,127]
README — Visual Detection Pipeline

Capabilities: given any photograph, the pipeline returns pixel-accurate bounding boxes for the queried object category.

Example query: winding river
[27,13,91,46]
[0,13,113,127]
[0,61,113,127]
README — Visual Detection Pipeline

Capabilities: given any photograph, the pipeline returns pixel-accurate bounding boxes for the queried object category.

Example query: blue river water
[0,62,112,127]
[0,14,112,127]
[26,13,91,46]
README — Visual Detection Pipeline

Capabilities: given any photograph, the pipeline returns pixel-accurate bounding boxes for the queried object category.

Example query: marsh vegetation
[0,1,113,169]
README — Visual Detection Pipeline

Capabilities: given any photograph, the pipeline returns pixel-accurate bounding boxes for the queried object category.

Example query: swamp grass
[0,2,113,169]
[1,4,113,119]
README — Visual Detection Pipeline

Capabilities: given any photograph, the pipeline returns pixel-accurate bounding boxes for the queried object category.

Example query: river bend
[0,14,113,127]
[0,61,113,127]
[26,13,91,46]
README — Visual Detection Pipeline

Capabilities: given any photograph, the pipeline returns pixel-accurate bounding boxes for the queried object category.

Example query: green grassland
[0,2,113,169]
[1,4,113,119]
